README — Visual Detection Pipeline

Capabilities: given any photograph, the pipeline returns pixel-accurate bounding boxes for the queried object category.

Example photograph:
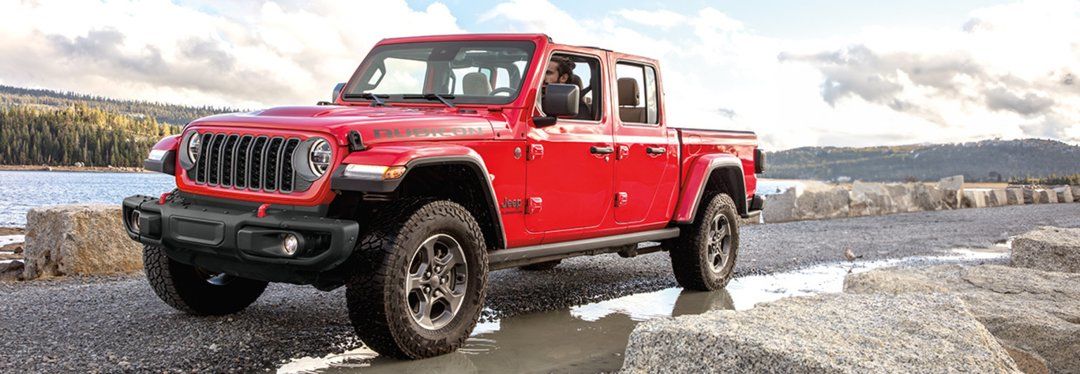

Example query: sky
[0,0,1077,150]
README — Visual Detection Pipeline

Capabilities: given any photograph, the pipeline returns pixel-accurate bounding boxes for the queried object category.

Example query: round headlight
[187,133,202,162]
[309,139,332,176]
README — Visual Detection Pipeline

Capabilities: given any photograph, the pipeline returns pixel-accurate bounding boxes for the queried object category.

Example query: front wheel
[346,199,488,359]
[670,193,740,291]
[143,244,268,315]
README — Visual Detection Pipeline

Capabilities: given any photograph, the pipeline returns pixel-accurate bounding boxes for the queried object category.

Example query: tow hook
[157,192,171,205]
[257,203,271,218]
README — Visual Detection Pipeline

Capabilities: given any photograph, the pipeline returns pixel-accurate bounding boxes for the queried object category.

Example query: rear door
[612,60,678,225]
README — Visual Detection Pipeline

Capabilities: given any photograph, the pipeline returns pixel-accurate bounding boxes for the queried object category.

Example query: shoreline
[0,165,147,173]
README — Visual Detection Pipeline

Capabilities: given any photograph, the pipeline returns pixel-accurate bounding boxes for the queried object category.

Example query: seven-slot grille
[190,133,302,193]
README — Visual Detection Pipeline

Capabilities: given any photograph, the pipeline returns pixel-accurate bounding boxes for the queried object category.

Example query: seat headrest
[462,72,491,96]
[618,77,639,106]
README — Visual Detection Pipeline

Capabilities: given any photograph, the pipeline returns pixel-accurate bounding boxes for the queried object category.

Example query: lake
[0,171,799,227]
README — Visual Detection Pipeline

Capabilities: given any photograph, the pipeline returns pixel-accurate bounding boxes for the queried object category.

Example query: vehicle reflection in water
[278,246,1009,373]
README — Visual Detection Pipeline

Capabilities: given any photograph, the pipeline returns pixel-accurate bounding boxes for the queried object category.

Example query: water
[278,246,1010,373]
[0,171,175,227]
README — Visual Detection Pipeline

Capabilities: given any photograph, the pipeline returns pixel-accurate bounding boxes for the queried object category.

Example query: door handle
[590,145,614,154]
[646,147,666,155]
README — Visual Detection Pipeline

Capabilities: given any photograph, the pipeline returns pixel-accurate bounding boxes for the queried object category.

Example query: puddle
[278,246,1009,373]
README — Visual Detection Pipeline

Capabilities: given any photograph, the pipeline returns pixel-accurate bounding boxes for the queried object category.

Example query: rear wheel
[346,199,488,359]
[143,244,268,315]
[670,193,739,291]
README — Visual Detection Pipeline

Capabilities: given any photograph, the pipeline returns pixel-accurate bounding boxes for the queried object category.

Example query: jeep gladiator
[123,33,764,359]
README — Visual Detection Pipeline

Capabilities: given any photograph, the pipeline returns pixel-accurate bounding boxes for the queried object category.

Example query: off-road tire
[143,244,268,315]
[346,199,488,359]
[518,259,561,271]
[670,193,739,291]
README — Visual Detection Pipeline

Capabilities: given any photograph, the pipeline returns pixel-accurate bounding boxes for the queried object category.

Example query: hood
[189,105,499,145]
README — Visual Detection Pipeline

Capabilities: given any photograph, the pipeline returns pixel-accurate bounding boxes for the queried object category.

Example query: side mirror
[542,84,579,117]
[332,83,346,102]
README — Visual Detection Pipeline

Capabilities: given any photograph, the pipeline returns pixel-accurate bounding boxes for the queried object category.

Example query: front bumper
[122,192,359,285]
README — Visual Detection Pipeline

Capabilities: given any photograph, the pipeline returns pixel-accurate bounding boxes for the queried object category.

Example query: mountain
[0,85,240,167]
[766,139,1080,182]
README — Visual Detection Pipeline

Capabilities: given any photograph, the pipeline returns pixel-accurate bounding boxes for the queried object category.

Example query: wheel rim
[405,234,468,331]
[706,213,732,274]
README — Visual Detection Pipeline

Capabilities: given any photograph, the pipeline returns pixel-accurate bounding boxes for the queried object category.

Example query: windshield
[343,41,536,105]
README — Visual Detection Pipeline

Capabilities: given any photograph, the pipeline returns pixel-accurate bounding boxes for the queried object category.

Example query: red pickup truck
[124,33,763,359]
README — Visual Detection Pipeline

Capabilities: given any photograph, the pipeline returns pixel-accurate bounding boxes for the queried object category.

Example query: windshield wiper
[404,93,456,108]
[342,93,388,107]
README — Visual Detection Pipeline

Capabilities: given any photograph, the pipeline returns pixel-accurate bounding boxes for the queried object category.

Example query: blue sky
[1,0,1076,148]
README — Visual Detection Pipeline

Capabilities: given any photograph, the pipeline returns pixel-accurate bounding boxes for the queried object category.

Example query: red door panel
[524,120,614,233]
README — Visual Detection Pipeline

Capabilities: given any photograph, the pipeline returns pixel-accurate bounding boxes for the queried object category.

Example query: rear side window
[616,62,660,125]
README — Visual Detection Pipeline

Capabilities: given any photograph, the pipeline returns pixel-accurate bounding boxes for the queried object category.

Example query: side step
[489,228,680,270]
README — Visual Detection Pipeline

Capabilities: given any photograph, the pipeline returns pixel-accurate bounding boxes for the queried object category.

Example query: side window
[549,53,603,121]
[616,62,660,125]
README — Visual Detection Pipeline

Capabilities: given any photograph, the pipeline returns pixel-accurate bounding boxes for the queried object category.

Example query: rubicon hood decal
[373,126,486,139]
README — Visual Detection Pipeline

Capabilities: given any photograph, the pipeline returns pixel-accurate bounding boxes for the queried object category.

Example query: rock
[1023,187,1043,204]
[962,189,988,208]
[849,181,895,217]
[1,261,24,281]
[986,189,1008,207]
[1006,188,1025,205]
[1053,186,1074,203]
[794,187,850,220]
[938,175,964,209]
[762,187,798,223]
[1,243,23,254]
[621,293,1019,373]
[912,183,945,211]
[845,265,1080,373]
[884,184,918,212]
[1072,185,1080,203]
[1041,189,1058,203]
[1012,226,1080,273]
[21,204,143,279]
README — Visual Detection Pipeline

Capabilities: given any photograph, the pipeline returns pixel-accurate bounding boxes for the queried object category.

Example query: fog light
[282,234,299,256]
[130,210,142,233]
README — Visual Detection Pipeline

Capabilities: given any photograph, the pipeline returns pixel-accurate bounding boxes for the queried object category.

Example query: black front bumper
[123,193,359,285]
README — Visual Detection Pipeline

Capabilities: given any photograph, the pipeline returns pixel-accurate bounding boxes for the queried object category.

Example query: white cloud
[615,9,686,29]
[0,0,463,108]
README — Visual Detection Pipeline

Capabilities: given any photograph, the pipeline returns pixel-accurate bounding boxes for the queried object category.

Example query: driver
[543,56,591,120]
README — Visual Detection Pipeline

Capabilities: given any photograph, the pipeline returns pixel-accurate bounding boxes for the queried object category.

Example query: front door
[524,52,614,234]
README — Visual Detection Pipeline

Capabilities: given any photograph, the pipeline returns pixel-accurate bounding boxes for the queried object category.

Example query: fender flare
[672,153,748,224]
[329,144,506,249]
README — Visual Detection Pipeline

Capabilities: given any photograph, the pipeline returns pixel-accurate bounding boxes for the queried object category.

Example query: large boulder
[622,293,1018,373]
[986,189,1009,207]
[1041,189,1058,203]
[1023,187,1043,204]
[1052,186,1074,203]
[1012,226,1080,273]
[21,204,143,279]
[794,186,850,220]
[849,181,895,217]
[938,175,964,209]
[912,182,946,211]
[1072,185,1080,203]
[884,183,919,212]
[845,265,1080,374]
[762,187,798,223]
[962,189,988,208]
[1006,188,1025,205]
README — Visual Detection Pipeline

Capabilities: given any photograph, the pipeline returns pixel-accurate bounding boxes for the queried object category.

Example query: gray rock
[762,187,798,223]
[1042,189,1058,203]
[1072,185,1080,203]
[849,181,895,217]
[1006,188,1025,205]
[938,175,964,209]
[794,187,850,220]
[1012,226,1080,273]
[1,261,24,281]
[1053,186,1074,203]
[622,292,1019,373]
[845,265,1080,374]
[884,184,918,212]
[912,183,945,211]
[1024,187,1044,204]
[22,205,143,279]
[987,189,1009,207]
[938,175,965,190]
[962,189,988,208]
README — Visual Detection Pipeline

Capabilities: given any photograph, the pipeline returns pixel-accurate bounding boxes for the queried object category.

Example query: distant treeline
[0,85,240,126]
[767,139,1080,182]
[1011,174,1080,186]
[0,105,180,167]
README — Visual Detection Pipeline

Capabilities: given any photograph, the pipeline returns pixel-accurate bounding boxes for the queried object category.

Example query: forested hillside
[0,85,242,167]
[767,139,1080,182]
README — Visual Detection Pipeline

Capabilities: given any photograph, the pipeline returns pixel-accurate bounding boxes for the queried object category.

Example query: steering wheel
[490,87,516,96]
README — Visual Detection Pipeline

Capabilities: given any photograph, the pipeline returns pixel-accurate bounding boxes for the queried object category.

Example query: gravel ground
[1,203,1077,373]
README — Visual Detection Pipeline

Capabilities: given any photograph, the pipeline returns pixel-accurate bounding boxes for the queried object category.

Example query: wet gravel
[1,203,1078,373]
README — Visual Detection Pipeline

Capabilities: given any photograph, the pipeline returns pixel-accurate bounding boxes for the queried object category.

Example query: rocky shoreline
[622,226,1080,373]
[0,165,146,173]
